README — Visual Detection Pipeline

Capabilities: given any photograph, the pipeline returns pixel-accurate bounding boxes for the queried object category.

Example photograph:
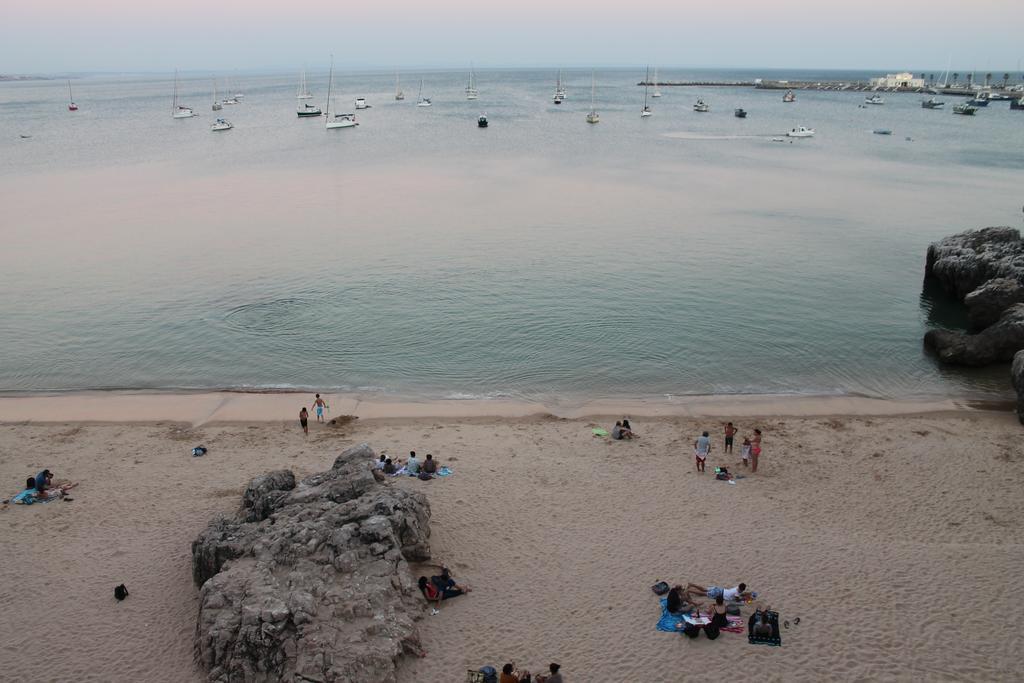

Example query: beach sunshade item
[592,428,609,437]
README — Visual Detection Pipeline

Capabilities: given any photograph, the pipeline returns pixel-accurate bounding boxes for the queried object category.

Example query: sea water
[1,68,1022,401]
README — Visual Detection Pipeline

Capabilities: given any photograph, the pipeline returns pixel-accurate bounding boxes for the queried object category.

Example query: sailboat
[67,80,78,111]
[172,71,196,118]
[553,70,566,104]
[586,71,600,124]
[297,68,313,100]
[417,79,432,107]
[325,57,358,129]
[652,67,662,98]
[641,67,652,117]
[465,65,479,100]
[212,80,222,111]
[211,118,233,131]
[395,71,405,100]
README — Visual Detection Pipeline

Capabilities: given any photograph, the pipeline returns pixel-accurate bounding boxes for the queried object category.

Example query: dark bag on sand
[418,471,433,481]
[478,666,498,683]
[114,584,129,601]
[704,623,721,640]
[651,581,670,595]
[682,624,701,639]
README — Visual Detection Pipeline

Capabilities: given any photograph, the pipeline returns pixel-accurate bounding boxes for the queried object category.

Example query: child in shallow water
[741,438,752,468]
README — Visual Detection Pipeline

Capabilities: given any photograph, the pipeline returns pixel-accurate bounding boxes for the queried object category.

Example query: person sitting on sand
[417,567,471,611]
[534,663,563,683]
[611,421,624,440]
[406,451,420,475]
[685,582,752,602]
[666,585,696,614]
[500,663,530,683]
[708,595,729,629]
[374,454,387,470]
[694,432,711,472]
[34,469,52,492]
[421,453,438,474]
[621,419,636,439]
[383,457,403,475]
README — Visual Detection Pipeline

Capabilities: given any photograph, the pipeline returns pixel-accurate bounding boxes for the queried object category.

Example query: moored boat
[786,126,814,137]
[477,113,488,128]
[693,99,709,112]
[921,98,944,109]
[734,108,747,118]
[297,102,322,117]
[953,103,977,115]
[864,94,885,105]
[783,90,796,103]
[211,118,233,131]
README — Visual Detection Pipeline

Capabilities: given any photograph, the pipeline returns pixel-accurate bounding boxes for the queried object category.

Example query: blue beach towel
[437,467,453,477]
[656,597,689,633]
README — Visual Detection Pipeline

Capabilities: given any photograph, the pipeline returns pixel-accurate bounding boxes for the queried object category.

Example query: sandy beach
[1,394,1022,681]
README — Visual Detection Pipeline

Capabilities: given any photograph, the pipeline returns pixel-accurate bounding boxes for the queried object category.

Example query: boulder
[924,304,1024,366]
[191,443,432,683]
[925,227,1024,301]
[1014,351,1024,425]
[964,278,1024,330]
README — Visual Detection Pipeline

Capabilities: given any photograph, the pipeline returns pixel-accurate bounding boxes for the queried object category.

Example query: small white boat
[297,68,313,100]
[864,94,885,105]
[416,79,431,107]
[211,118,233,131]
[783,90,796,103]
[952,103,977,116]
[465,66,478,100]
[354,97,369,109]
[641,66,653,117]
[553,69,566,104]
[786,126,815,137]
[395,71,405,100]
[67,80,78,111]
[297,102,322,117]
[586,71,599,123]
[171,71,195,118]
[324,57,359,130]
[220,96,239,106]
[921,98,944,109]
[652,67,662,98]
[693,99,709,112]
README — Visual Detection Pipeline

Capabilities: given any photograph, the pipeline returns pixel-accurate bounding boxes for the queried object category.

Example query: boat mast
[325,57,333,119]
[68,80,73,103]
[644,66,649,110]
[173,70,178,112]
[590,70,595,112]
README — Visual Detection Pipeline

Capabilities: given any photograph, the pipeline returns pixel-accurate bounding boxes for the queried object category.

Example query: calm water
[1,68,1022,401]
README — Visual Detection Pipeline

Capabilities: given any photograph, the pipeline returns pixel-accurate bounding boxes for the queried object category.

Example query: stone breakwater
[191,443,432,682]
[922,226,1024,423]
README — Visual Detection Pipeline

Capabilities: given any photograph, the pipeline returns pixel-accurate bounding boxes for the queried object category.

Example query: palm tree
[953,72,959,86]
[984,72,992,88]
[966,73,973,89]
[1003,73,1010,89]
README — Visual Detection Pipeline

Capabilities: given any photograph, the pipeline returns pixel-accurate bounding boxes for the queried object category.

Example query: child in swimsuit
[741,438,751,467]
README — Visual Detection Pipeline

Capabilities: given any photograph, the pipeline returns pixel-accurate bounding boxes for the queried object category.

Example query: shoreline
[0,389,1012,424]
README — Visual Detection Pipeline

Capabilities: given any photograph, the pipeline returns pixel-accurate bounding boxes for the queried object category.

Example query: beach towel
[389,467,408,477]
[436,467,453,477]
[592,428,609,437]
[12,488,61,505]
[656,598,744,634]
[748,610,782,646]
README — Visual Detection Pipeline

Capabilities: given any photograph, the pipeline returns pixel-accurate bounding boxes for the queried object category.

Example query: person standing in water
[299,407,309,435]
[724,422,737,454]
[313,394,328,423]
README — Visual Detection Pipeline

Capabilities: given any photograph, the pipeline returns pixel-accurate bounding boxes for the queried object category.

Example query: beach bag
[114,584,129,601]
[651,581,670,596]
[704,623,721,640]
[418,472,433,481]
[478,666,498,683]
[191,446,207,457]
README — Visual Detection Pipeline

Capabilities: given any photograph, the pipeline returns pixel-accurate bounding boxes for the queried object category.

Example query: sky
[2,0,1022,74]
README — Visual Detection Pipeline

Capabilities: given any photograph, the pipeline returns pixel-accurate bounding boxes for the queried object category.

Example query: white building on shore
[870,72,926,89]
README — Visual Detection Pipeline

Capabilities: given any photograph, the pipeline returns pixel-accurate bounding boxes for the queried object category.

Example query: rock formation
[1014,351,1024,425]
[964,278,1024,330]
[924,303,1024,366]
[925,227,1024,301]
[191,443,431,683]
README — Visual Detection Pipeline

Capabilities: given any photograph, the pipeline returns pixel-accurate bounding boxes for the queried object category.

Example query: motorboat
[967,93,990,107]
[783,90,796,103]
[477,113,488,128]
[693,99,709,112]
[297,102,322,117]
[872,129,892,135]
[211,118,233,131]
[734,108,747,118]
[953,103,977,115]
[988,93,1011,101]
[354,97,369,110]
[921,98,944,109]
[220,96,240,106]
[786,126,814,137]
[326,113,358,129]
[1010,97,1024,110]
[864,94,885,105]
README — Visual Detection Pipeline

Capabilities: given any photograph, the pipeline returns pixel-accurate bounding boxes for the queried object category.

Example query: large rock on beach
[924,304,1024,366]
[925,227,1024,301]
[964,278,1024,330]
[191,443,432,683]
[1014,351,1024,425]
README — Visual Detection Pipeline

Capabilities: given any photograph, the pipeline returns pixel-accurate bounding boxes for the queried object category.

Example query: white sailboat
[416,79,432,107]
[586,71,600,124]
[297,68,313,100]
[212,79,222,111]
[172,70,195,119]
[466,65,479,100]
[325,57,358,129]
[641,66,652,117]
[553,69,566,104]
[67,80,78,111]
[652,67,662,98]
[395,71,405,100]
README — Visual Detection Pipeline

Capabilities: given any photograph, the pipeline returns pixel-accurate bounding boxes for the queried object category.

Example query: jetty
[637,79,1023,98]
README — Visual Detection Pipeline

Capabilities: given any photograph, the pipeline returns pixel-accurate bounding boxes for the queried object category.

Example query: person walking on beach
[313,394,328,423]
[299,407,309,435]
[694,431,711,472]
[724,422,737,454]
[750,428,763,473]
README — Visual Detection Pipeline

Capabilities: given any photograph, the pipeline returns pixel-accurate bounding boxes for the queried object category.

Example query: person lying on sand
[685,582,753,602]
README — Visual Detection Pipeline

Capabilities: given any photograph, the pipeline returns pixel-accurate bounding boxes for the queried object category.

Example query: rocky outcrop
[924,304,1024,366]
[925,227,1024,301]
[191,443,432,683]
[964,277,1024,330]
[1013,351,1024,425]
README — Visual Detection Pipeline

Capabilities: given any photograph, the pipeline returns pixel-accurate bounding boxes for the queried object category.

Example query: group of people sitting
[611,418,637,440]
[416,564,471,614]
[496,662,563,683]
[374,451,441,479]
[665,582,756,637]
[10,469,77,505]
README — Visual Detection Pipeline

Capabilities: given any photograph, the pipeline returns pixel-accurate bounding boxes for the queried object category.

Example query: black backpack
[114,584,129,601]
